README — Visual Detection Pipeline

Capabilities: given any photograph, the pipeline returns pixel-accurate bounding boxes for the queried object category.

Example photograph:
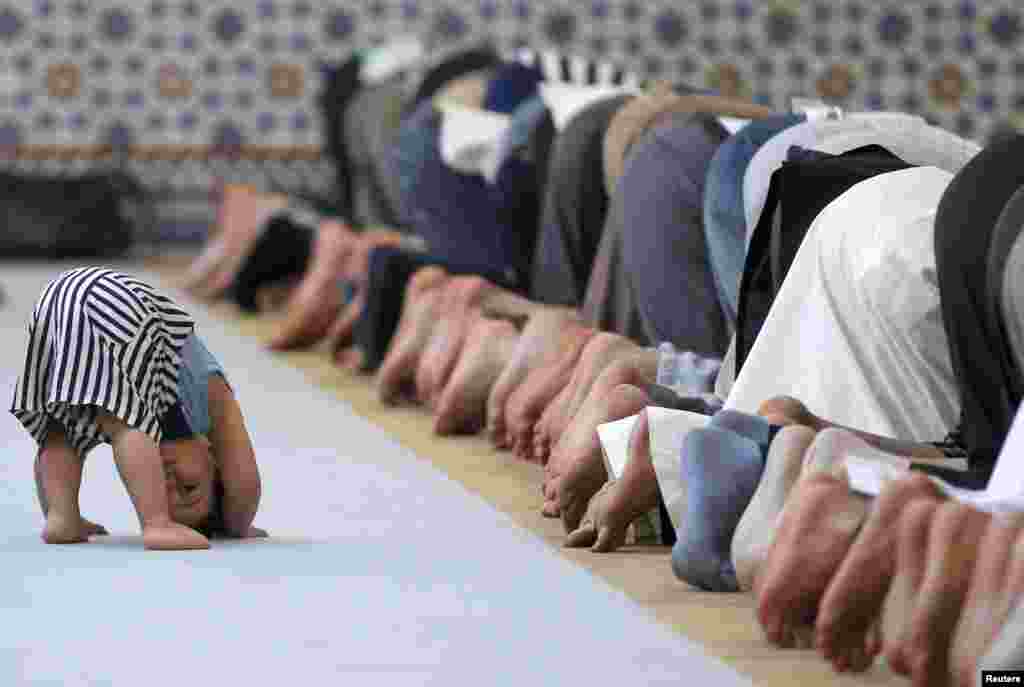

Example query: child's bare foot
[434,314,518,436]
[564,406,660,552]
[142,521,211,550]
[42,514,108,544]
[269,220,353,351]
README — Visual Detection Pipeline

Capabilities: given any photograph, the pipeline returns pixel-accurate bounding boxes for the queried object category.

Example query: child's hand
[41,514,108,545]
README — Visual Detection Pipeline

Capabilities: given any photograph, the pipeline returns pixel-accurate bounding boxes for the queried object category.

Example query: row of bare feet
[182,189,1013,683]
[736,400,1014,686]
[179,184,404,356]
[183,189,667,553]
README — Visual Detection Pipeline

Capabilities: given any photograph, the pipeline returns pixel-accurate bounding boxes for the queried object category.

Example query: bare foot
[562,332,647,427]
[952,514,1024,686]
[533,384,574,465]
[755,472,869,649]
[816,471,946,673]
[339,229,406,287]
[196,188,289,300]
[255,276,300,313]
[42,514,108,544]
[268,220,354,351]
[142,521,211,550]
[323,292,365,364]
[886,501,992,686]
[178,179,234,293]
[485,307,587,450]
[880,499,940,676]
[504,327,596,462]
[732,425,817,593]
[178,234,229,293]
[544,384,650,526]
[565,405,660,552]
[537,353,657,466]
[758,395,824,429]
[376,270,449,404]
[434,314,519,436]
[414,276,496,407]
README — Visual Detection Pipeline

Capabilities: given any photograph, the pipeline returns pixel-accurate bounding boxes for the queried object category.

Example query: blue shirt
[161,333,228,441]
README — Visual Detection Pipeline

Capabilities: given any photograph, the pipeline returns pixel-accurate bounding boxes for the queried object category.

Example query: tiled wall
[1,0,1022,153]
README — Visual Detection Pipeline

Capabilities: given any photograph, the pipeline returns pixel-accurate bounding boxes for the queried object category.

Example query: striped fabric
[11,267,194,457]
[512,48,640,88]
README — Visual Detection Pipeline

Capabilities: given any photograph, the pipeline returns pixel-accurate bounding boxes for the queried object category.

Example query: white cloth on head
[437,101,511,177]
[726,166,959,442]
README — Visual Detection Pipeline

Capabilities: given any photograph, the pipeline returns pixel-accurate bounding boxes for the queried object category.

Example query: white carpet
[0,262,753,687]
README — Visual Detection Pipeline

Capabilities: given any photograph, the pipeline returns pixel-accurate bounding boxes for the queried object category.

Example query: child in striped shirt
[11,267,264,550]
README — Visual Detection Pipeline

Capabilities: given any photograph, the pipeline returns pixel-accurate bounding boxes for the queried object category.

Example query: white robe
[726,166,959,442]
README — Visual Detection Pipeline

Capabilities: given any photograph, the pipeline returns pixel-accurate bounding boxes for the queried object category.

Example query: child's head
[159,437,225,535]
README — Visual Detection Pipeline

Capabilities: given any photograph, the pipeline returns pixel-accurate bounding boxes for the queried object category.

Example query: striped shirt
[11,267,194,456]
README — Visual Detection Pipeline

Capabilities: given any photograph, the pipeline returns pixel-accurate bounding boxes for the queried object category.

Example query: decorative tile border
[0,0,1022,153]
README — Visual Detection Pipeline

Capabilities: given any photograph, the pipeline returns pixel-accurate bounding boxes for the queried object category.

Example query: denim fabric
[702,113,804,330]
[389,99,440,229]
[162,333,228,441]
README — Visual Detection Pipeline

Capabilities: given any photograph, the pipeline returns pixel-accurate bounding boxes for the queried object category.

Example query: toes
[565,522,598,548]
[593,524,628,553]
